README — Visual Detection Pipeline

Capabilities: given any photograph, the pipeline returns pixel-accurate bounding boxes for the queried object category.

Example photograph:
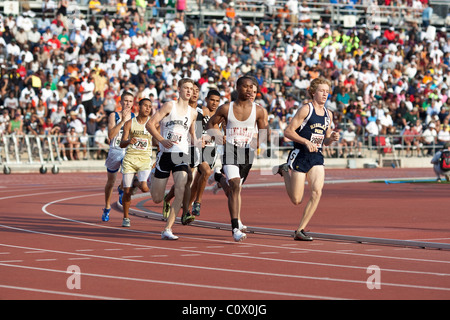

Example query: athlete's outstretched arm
[206,103,229,145]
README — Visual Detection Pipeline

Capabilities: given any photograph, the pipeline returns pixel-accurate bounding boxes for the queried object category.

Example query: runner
[119,98,153,227]
[190,89,222,216]
[101,91,135,222]
[206,76,267,242]
[162,82,201,224]
[272,77,339,241]
[146,78,198,240]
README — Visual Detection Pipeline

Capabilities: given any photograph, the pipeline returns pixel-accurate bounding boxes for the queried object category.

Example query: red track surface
[1,168,449,301]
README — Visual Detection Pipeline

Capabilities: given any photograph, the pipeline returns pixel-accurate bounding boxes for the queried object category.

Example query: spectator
[422,122,438,155]
[94,122,109,159]
[66,126,80,160]
[0,1,447,166]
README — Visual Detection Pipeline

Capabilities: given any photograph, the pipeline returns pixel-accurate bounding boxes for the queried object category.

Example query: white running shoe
[238,220,247,232]
[232,228,247,242]
[122,218,131,227]
[161,229,179,240]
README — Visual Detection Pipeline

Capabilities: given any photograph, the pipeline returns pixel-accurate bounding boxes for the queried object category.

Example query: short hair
[178,78,195,88]
[121,91,134,100]
[236,75,258,88]
[308,77,331,97]
[139,98,151,106]
[207,89,221,98]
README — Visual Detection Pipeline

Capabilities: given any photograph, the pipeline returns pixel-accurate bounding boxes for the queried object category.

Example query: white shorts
[105,148,125,173]
[222,165,244,185]
[122,170,151,188]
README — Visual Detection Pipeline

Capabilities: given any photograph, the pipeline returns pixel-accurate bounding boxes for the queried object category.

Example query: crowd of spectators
[0,0,449,161]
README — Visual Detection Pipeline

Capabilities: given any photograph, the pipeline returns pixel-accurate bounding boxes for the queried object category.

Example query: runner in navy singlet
[273,78,340,241]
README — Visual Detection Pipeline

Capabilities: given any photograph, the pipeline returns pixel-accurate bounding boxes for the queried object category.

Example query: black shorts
[189,146,200,168]
[287,148,324,173]
[222,143,254,166]
[155,151,190,179]
[201,146,218,169]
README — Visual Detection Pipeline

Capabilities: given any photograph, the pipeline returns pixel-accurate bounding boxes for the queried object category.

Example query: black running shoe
[294,229,313,241]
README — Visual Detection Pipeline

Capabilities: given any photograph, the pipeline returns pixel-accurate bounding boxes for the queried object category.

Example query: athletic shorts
[189,146,200,168]
[121,154,151,174]
[287,148,324,173]
[154,151,190,179]
[222,143,254,183]
[200,146,218,170]
[104,148,125,173]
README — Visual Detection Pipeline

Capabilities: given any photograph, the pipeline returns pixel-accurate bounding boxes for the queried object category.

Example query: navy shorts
[287,148,324,173]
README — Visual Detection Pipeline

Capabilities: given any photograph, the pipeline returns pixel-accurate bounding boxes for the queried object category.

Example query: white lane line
[35,259,57,262]
[0,263,343,300]
[40,194,450,268]
[1,244,449,293]
[2,223,450,280]
[0,284,124,300]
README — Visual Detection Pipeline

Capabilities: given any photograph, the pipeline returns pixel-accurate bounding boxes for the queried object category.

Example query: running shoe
[161,228,179,240]
[238,220,247,232]
[294,229,313,241]
[181,211,195,225]
[192,202,201,216]
[272,163,289,176]
[162,193,171,219]
[122,218,131,227]
[232,228,247,242]
[102,208,111,222]
[117,186,124,205]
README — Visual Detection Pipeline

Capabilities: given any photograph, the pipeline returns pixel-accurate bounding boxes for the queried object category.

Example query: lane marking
[1,243,449,293]
[0,284,124,300]
[0,263,343,300]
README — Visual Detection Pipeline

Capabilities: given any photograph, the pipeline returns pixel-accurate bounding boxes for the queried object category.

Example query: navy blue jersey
[293,102,331,153]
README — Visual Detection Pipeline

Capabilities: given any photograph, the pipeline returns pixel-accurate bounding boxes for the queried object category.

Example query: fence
[0,133,111,174]
[1,131,443,174]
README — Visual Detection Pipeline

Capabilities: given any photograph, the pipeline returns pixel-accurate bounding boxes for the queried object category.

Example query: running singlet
[159,101,194,154]
[198,109,217,148]
[225,101,257,149]
[110,112,135,151]
[294,102,331,153]
[125,117,152,158]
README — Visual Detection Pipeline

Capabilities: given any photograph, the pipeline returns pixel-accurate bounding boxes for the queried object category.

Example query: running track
[0,168,449,302]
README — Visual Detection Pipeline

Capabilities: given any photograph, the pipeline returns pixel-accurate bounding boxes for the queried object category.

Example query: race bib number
[166,131,183,144]
[232,138,248,148]
[115,130,123,148]
[132,138,149,150]
[310,133,324,148]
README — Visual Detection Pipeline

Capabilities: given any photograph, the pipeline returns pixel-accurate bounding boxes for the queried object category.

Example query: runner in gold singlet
[119,98,153,227]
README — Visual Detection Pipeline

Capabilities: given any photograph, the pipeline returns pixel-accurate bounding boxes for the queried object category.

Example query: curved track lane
[0,169,449,301]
